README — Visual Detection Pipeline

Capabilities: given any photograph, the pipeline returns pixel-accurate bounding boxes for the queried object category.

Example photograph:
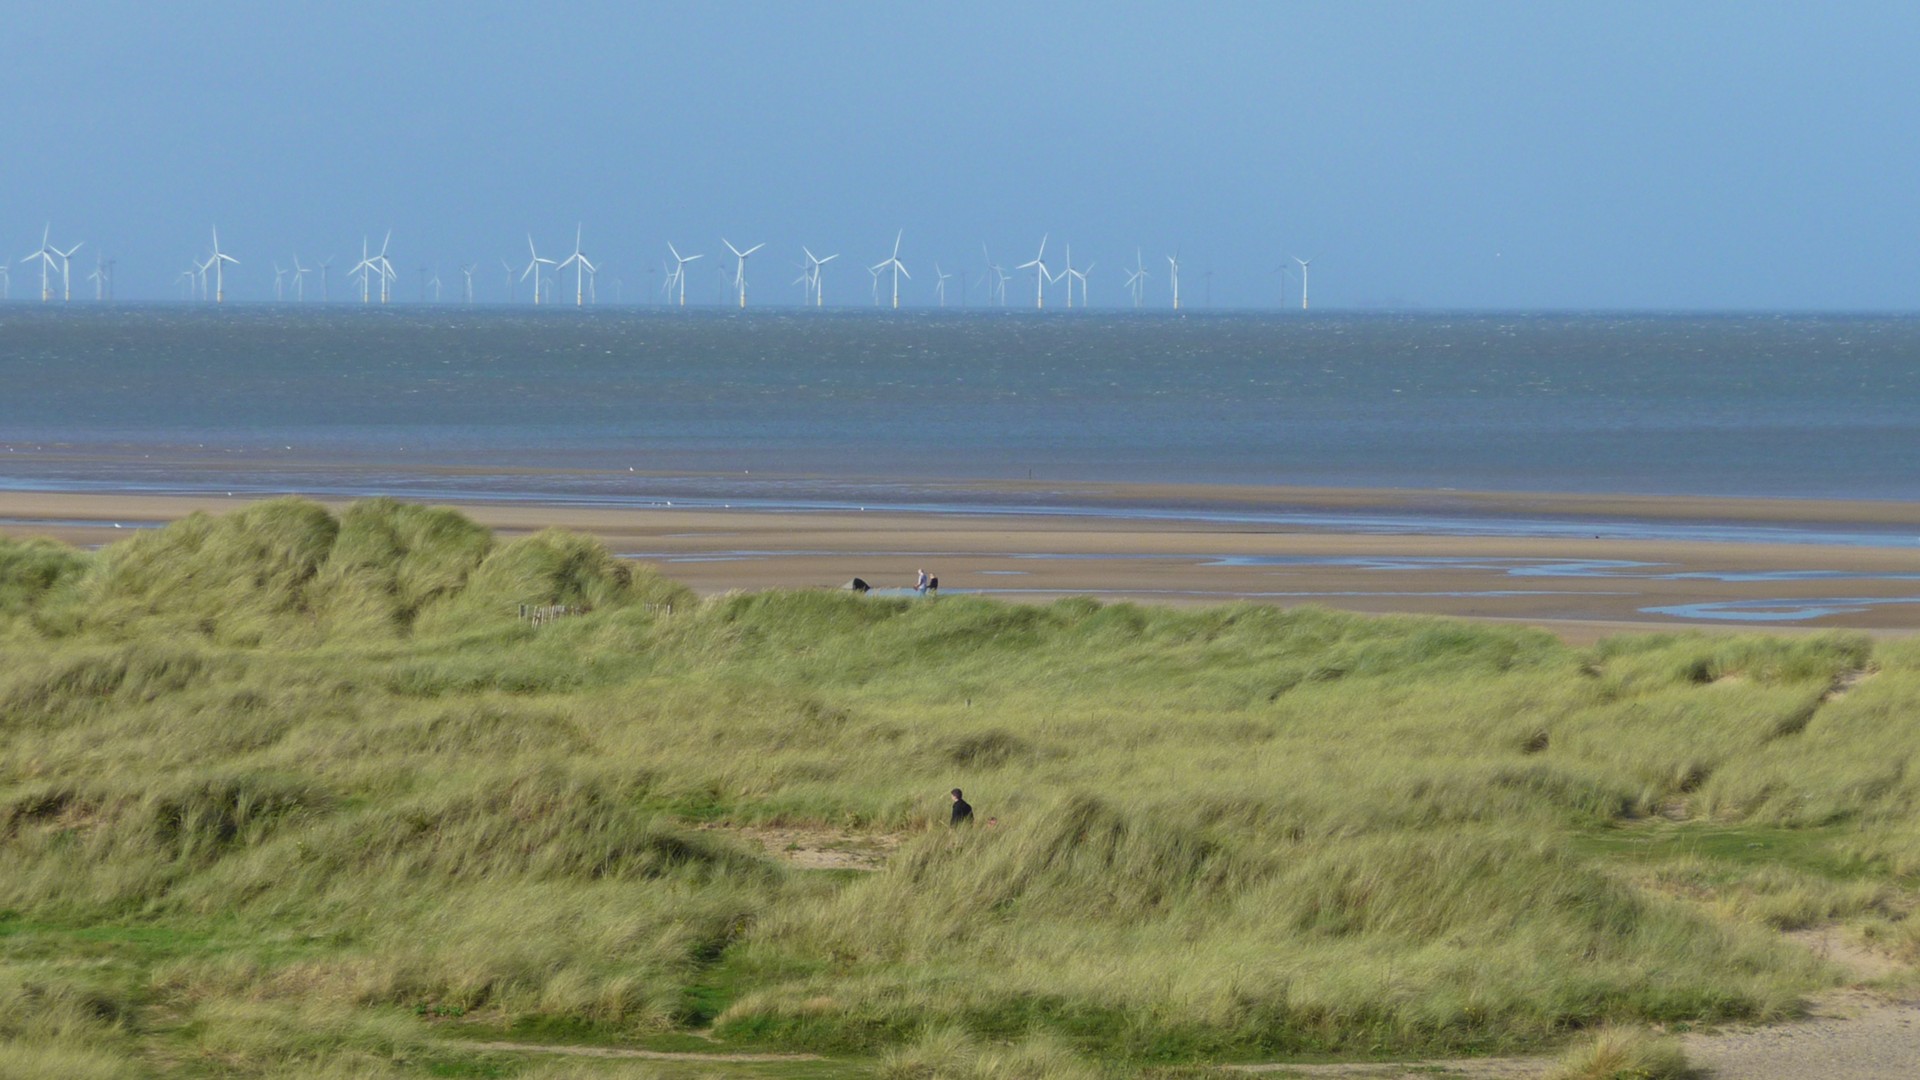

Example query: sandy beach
[3,484,1916,642]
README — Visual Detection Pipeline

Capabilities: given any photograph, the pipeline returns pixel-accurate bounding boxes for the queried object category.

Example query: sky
[5,1,1918,309]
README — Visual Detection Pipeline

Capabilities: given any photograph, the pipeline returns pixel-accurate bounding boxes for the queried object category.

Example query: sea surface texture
[3,308,1916,503]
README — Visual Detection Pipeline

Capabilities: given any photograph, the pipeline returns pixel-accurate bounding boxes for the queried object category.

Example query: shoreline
[2,485,1917,642]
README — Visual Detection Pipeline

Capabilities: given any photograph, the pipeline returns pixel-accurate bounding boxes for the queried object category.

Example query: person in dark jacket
[949,788,973,827]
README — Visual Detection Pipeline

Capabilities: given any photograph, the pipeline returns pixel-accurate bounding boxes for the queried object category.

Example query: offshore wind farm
[11,219,1297,310]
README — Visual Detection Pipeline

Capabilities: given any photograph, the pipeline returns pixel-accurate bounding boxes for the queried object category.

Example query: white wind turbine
[502,258,516,303]
[273,263,287,302]
[427,267,442,303]
[1294,255,1314,310]
[556,225,596,307]
[88,255,107,301]
[1124,249,1149,308]
[1071,257,1094,308]
[461,263,476,305]
[318,257,333,302]
[802,247,838,306]
[291,256,310,302]
[1016,234,1051,309]
[177,267,195,300]
[871,230,909,309]
[982,243,1011,307]
[206,227,237,304]
[522,234,556,305]
[722,239,764,308]
[22,225,58,302]
[666,243,702,307]
[934,263,952,307]
[1166,252,1182,310]
[194,256,212,301]
[374,231,397,304]
[348,237,376,303]
[866,264,881,306]
[52,239,83,302]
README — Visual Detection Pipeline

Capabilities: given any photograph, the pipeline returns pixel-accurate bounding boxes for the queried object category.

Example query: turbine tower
[461,264,476,305]
[1016,234,1050,309]
[1124,249,1149,308]
[871,230,909,309]
[273,263,287,302]
[349,238,376,304]
[318,257,333,302]
[501,258,516,303]
[53,238,83,302]
[666,243,702,307]
[206,227,237,304]
[1061,244,1077,309]
[722,239,764,308]
[374,231,396,304]
[291,256,310,302]
[522,234,556,305]
[802,247,838,306]
[88,255,107,301]
[1294,256,1314,310]
[1070,258,1093,308]
[556,225,596,307]
[1167,253,1181,311]
[934,263,952,307]
[22,225,58,302]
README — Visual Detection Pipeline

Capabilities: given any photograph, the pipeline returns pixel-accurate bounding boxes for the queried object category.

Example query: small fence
[518,604,586,627]
[517,601,676,627]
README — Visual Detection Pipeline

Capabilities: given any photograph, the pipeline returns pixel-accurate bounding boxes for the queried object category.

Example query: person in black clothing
[949,788,973,827]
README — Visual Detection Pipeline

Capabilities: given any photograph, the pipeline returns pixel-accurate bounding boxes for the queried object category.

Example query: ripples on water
[2,307,1917,499]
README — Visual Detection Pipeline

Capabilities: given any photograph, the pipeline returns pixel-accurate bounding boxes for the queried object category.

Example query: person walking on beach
[916,568,931,594]
[949,788,973,827]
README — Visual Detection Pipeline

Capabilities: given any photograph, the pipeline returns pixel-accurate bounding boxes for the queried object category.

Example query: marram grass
[0,497,1914,1077]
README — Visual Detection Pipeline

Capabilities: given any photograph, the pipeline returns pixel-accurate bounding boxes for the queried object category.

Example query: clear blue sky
[7,1,1917,308]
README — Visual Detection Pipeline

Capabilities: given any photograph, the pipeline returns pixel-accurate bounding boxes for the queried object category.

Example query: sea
[3,307,1918,517]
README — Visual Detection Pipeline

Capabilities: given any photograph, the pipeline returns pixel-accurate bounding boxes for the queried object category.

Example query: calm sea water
[3,306,1917,505]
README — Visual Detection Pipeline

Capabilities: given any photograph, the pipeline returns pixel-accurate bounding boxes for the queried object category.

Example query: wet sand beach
[3,483,1916,643]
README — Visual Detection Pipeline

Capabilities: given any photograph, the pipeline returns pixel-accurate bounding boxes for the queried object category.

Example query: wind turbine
[866,264,881,306]
[803,247,838,306]
[722,239,764,308]
[374,231,396,304]
[206,227,236,304]
[88,255,106,301]
[22,225,58,302]
[177,268,195,300]
[556,224,596,307]
[1072,259,1094,308]
[1061,244,1078,309]
[1167,252,1181,310]
[1293,255,1314,310]
[934,263,952,307]
[461,263,476,304]
[666,243,701,307]
[1124,249,1149,308]
[1016,234,1050,309]
[273,263,287,302]
[501,258,516,303]
[349,237,376,303]
[318,257,333,302]
[871,231,909,309]
[522,234,556,305]
[291,256,310,302]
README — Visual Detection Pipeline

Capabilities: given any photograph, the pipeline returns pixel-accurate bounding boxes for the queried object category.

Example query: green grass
[2,497,1917,1077]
